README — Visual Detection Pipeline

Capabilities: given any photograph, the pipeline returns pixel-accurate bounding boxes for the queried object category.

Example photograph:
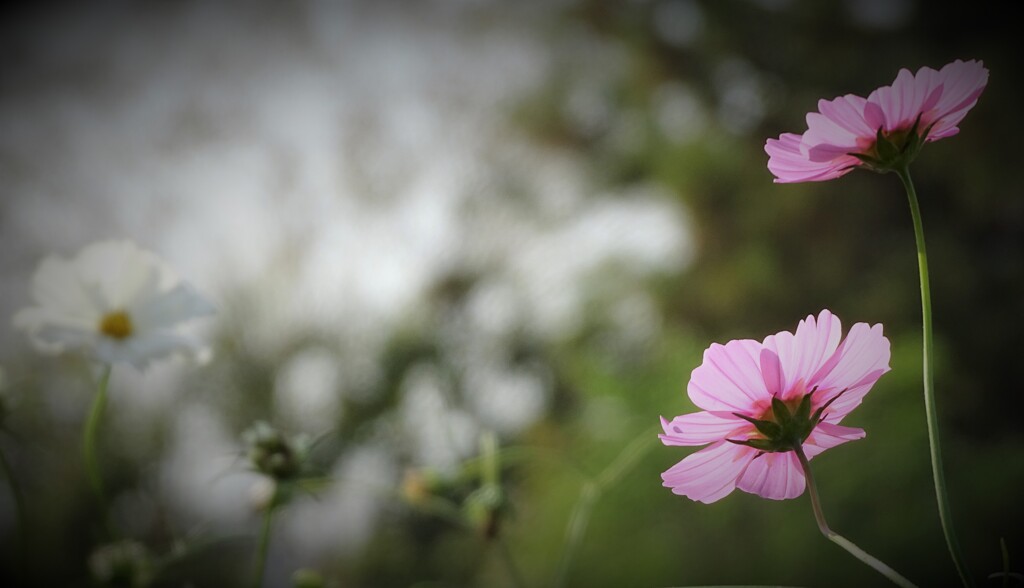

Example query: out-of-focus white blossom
[14,240,214,369]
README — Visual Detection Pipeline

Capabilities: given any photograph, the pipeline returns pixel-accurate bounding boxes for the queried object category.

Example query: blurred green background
[0,1,1021,586]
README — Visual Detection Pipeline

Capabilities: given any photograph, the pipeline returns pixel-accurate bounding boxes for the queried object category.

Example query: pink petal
[802,94,873,156]
[759,349,785,396]
[927,126,961,141]
[932,60,988,114]
[661,440,757,504]
[762,309,842,397]
[804,422,865,458]
[816,94,874,138]
[688,339,770,413]
[765,133,855,183]
[924,59,988,140]
[803,112,861,152]
[820,367,888,422]
[894,68,932,130]
[736,450,806,500]
[659,412,752,447]
[811,322,890,419]
[865,67,939,132]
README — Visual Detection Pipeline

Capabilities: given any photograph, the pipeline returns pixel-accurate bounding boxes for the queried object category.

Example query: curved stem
[795,445,917,588]
[553,430,657,588]
[897,167,973,588]
[0,443,28,559]
[83,365,113,536]
[553,481,598,588]
[252,486,278,588]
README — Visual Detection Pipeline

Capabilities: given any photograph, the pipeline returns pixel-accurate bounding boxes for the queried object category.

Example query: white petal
[13,308,101,355]
[98,331,204,370]
[79,241,170,310]
[30,256,98,318]
[131,283,216,331]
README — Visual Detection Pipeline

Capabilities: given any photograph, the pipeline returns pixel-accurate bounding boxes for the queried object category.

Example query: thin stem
[897,166,973,588]
[553,430,657,588]
[481,431,499,487]
[0,443,28,559]
[553,482,598,588]
[252,486,277,588]
[83,365,113,536]
[794,445,917,588]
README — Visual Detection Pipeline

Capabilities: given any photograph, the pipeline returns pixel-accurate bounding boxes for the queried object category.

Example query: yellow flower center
[99,311,134,340]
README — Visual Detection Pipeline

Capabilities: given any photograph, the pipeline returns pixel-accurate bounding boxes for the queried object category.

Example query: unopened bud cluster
[242,421,310,482]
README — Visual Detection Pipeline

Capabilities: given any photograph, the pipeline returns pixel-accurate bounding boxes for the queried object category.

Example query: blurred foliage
[1,1,1022,587]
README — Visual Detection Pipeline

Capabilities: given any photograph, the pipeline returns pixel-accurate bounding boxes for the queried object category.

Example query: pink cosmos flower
[659,310,890,503]
[765,59,988,182]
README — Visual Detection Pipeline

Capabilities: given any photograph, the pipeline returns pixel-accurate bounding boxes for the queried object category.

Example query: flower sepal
[850,115,934,174]
[729,389,837,454]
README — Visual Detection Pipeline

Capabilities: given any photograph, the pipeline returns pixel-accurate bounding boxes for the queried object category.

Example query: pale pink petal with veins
[765,59,988,183]
[660,310,888,502]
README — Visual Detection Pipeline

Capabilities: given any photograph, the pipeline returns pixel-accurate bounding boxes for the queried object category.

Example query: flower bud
[242,421,309,482]
[400,468,442,507]
[88,540,154,588]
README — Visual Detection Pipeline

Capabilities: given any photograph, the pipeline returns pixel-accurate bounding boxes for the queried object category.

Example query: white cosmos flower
[13,240,215,369]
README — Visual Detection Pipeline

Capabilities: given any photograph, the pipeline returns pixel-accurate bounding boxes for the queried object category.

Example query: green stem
[481,431,499,487]
[553,430,657,588]
[553,481,597,588]
[0,443,28,559]
[83,365,113,536]
[252,487,277,588]
[897,166,973,588]
[795,445,917,588]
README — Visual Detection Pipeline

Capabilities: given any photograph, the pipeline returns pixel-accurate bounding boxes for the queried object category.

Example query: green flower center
[99,311,134,340]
